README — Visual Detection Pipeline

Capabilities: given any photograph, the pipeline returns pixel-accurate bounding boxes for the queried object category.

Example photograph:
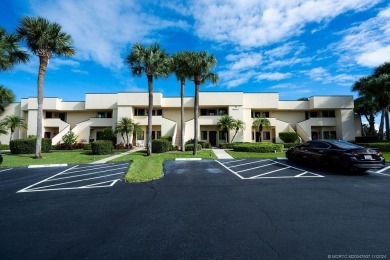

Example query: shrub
[10,138,51,154]
[355,136,379,143]
[152,139,171,153]
[355,143,390,152]
[97,127,117,145]
[91,140,113,155]
[160,135,172,142]
[0,144,9,150]
[185,144,202,151]
[186,139,211,148]
[61,131,78,149]
[83,143,92,150]
[279,132,298,143]
[233,143,283,153]
[282,143,299,149]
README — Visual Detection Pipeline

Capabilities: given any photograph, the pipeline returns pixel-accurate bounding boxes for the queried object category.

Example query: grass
[0,150,128,167]
[226,150,285,159]
[382,152,390,162]
[111,149,217,182]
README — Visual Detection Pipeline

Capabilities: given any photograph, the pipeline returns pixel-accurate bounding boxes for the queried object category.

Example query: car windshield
[325,140,363,149]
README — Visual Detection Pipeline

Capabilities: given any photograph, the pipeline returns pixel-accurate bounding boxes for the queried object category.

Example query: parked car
[286,140,385,173]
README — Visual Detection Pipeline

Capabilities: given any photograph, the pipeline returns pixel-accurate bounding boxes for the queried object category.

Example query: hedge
[355,136,379,143]
[279,132,298,143]
[355,143,390,152]
[10,138,51,154]
[282,143,299,149]
[186,139,211,148]
[91,140,113,155]
[185,144,202,151]
[233,143,283,153]
[0,144,9,150]
[152,139,171,153]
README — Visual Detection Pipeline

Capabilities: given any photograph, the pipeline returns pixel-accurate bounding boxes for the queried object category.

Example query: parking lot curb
[175,158,202,161]
[28,164,68,168]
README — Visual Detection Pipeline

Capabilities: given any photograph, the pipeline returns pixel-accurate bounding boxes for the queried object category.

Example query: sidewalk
[89,147,145,164]
[212,148,234,159]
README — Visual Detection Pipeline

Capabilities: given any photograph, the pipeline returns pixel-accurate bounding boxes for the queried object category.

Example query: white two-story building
[0,91,361,146]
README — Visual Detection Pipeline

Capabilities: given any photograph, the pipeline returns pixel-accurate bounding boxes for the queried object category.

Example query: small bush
[160,135,173,142]
[233,143,283,153]
[152,139,171,153]
[355,136,379,143]
[0,144,9,150]
[186,139,211,148]
[91,140,113,155]
[282,143,299,149]
[83,143,92,150]
[185,144,202,151]
[279,132,298,143]
[61,131,78,149]
[10,138,51,154]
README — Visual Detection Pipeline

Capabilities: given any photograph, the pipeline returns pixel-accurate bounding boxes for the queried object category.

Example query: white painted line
[236,163,277,173]
[17,165,78,193]
[47,166,128,181]
[175,158,202,161]
[277,157,288,160]
[295,171,309,177]
[375,165,390,173]
[215,160,244,179]
[0,168,12,173]
[72,162,129,171]
[28,164,68,168]
[371,171,390,177]
[25,172,124,191]
[229,160,267,168]
[249,166,290,178]
[63,163,128,174]
[221,159,246,164]
[21,180,121,192]
[80,179,120,188]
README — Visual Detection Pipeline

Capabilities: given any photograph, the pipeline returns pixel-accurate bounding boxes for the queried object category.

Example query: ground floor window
[263,131,271,140]
[137,131,144,140]
[201,131,208,140]
[152,131,161,140]
[219,131,226,141]
[323,131,336,139]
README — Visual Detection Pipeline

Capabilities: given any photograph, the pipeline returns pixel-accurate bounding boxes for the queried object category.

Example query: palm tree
[252,117,271,142]
[216,115,235,143]
[126,43,171,156]
[0,85,16,113]
[172,51,191,151]
[17,16,75,159]
[132,122,143,147]
[0,27,29,71]
[186,51,218,155]
[1,115,27,142]
[115,117,135,149]
[231,119,245,143]
[353,96,378,136]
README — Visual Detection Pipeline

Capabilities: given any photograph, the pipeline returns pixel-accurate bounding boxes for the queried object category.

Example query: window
[44,132,51,138]
[134,109,146,116]
[310,111,318,118]
[219,109,227,115]
[137,131,144,140]
[323,131,336,139]
[219,131,226,140]
[46,112,52,118]
[156,110,162,116]
[209,109,217,116]
[262,112,270,118]
[201,131,208,140]
[322,111,335,117]
[263,131,271,140]
[97,112,105,118]
[252,132,255,140]
[107,112,112,118]
[251,111,269,118]
[157,131,161,139]
[200,108,227,116]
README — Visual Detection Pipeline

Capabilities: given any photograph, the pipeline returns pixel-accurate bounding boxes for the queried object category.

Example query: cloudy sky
[1,0,390,102]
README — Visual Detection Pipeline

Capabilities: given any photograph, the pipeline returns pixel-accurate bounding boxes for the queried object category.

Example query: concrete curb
[28,164,68,168]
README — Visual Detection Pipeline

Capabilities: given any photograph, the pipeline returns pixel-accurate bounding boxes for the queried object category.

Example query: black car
[286,140,385,173]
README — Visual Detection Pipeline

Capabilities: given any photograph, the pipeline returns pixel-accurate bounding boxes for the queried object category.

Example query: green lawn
[0,150,127,167]
[226,150,285,159]
[112,150,217,182]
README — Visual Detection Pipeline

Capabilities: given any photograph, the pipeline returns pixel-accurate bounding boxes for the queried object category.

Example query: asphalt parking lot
[0,160,389,259]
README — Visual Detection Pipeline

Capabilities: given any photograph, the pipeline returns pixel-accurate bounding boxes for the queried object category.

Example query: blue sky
[1,0,390,104]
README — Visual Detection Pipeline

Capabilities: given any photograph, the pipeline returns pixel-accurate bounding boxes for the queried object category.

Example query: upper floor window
[251,111,269,118]
[321,110,335,118]
[200,108,228,116]
[97,112,112,118]
[134,108,162,116]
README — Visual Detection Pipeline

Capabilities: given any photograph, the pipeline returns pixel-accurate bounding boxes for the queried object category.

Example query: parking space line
[215,160,245,179]
[229,160,267,168]
[61,163,127,174]
[375,166,390,173]
[249,166,290,178]
[222,159,246,164]
[0,168,12,173]
[46,166,128,181]
[371,171,390,177]
[236,163,277,173]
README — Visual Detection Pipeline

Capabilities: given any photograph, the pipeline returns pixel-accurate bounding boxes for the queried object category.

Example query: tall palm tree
[0,85,16,113]
[231,119,245,143]
[186,51,218,155]
[17,16,75,159]
[172,51,191,152]
[252,117,271,142]
[0,115,27,142]
[216,115,235,143]
[0,27,29,71]
[353,96,378,136]
[115,117,135,149]
[126,43,171,156]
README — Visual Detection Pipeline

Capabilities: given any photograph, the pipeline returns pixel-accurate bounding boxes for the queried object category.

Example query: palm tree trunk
[193,83,199,155]
[231,129,238,143]
[181,80,185,152]
[10,130,14,142]
[126,133,130,149]
[35,56,48,159]
[147,75,153,156]
[386,107,390,141]
[379,109,385,140]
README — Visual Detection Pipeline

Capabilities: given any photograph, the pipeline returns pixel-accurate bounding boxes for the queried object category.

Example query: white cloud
[306,67,362,86]
[29,0,189,70]
[256,72,292,81]
[226,52,262,70]
[191,0,380,49]
[334,5,390,68]
[49,59,80,70]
